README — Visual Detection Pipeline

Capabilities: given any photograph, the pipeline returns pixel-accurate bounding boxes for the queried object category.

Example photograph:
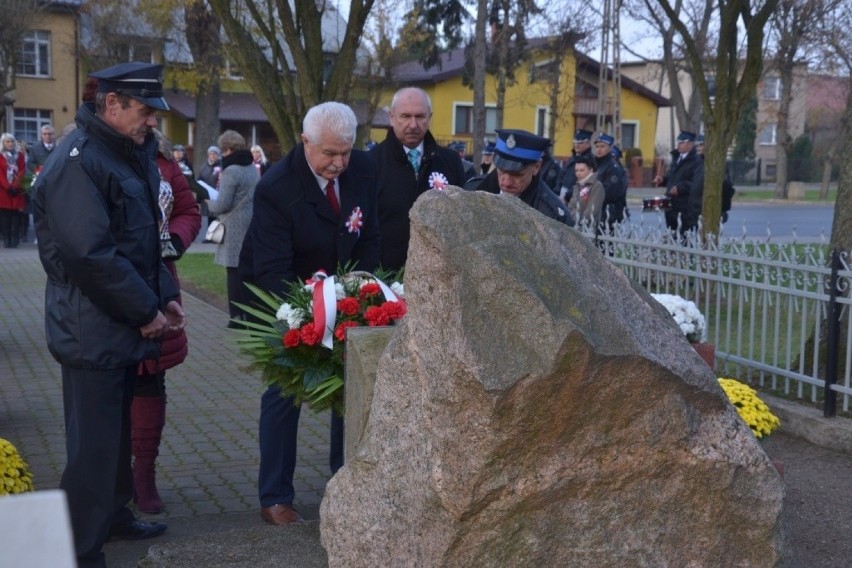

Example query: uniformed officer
[32,62,181,568]
[593,132,628,228]
[652,130,704,234]
[466,129,573,226]
[480,141,496,175]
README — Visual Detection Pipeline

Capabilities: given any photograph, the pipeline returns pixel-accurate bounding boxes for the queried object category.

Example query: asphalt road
[628,202,835,240]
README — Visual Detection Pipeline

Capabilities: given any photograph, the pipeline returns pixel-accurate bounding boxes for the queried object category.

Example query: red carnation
[299,323,321,346]
[359,283,381,300]
[334,320,360,342]
[337,297,361,316]
[364,305,391,326]
[283,329,301,348]
[381,301,407,321]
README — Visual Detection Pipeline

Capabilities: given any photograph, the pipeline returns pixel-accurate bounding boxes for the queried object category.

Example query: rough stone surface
[344,326,397,460]
[321,187,790,567]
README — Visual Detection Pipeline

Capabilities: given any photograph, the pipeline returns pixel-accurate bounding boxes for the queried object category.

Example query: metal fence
[578,220,852,415]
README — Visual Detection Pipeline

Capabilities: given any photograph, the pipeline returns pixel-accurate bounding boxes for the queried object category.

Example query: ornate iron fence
[578,220,852,414]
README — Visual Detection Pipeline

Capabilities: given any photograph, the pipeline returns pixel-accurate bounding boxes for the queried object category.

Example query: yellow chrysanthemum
[0,438,35,496]
[718,378,781,439]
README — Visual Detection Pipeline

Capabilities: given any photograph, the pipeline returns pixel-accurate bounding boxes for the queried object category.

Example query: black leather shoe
[109,519,167,541]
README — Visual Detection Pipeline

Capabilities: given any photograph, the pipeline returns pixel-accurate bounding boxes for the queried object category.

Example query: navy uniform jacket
[471,170,574,227]
[32,103,179,369]
[240,144,381,297]
[661,148,703,215]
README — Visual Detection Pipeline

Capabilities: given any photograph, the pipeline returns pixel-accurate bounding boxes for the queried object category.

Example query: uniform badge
[428,172,449,191]
[346,206,363,234]
[69,148,80,157]
[506,134,516,149]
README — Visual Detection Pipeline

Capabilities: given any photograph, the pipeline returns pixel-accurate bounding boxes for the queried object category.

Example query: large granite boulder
[321,187,789,567]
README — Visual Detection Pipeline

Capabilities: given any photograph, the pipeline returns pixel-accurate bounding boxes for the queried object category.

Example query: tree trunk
[184,1,222,171]
[471,0,488,166]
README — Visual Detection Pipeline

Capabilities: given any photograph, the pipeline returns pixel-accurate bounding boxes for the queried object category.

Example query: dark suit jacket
[240,144,381,298]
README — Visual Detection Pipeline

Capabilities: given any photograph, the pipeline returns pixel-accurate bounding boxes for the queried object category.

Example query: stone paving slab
[0,244,332,520]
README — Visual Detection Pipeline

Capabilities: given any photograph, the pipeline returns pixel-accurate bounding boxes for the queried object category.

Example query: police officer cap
[493,129,549,172]
[696,134,705,145]
[573,129,593,143]
[595,132,615,146]
[449,141,466,152]
[482,142,496,155]
[677,131,697,142]
[173,144,185,152]
[89,62,169,111]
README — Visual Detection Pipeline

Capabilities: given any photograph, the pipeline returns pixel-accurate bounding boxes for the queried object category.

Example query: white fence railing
[578,221,852,414]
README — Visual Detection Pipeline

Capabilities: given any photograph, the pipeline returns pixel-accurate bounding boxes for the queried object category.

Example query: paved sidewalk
[0,244,333,562]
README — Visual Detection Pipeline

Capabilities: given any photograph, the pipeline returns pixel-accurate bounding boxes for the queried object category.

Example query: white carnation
[390,281,404,298]
[276,303,305,329]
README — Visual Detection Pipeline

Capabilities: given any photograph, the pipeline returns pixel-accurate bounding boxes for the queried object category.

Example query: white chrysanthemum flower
[391,282,404,297]
[335,283,346,300]
[651,293,706,343]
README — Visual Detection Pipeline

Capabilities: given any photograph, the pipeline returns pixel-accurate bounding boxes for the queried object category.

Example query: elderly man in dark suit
[238,101,381,526]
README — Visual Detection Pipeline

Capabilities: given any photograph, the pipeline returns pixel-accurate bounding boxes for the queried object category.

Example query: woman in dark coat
[131,131,201,513]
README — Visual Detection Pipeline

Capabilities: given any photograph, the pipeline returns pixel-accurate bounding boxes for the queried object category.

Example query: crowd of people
[28,57,720,567]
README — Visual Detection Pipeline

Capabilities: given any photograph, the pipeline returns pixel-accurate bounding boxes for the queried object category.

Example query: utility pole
[596,0,622,144]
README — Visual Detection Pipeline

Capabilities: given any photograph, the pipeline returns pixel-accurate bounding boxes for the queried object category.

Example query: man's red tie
[326,181,340,216]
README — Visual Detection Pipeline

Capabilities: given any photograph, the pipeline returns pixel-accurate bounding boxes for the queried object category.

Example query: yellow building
[371,40,670,164]
[5,2,84,144]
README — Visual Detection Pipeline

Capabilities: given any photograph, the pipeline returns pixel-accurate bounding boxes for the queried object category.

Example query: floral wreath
[428,171,449,191]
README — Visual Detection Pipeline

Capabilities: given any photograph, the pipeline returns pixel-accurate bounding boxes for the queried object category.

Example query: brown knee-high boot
[131,395,166,513]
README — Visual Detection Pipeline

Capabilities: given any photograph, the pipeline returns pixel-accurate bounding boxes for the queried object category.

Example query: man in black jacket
[468,129,573,226]
[32,62,182,568]
[593,132,628,230]
[653,131,704,234]
[239,102,381,527]
[370,87,465,271]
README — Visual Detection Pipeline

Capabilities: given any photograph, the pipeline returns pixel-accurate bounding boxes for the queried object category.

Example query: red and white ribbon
[310,271,337,349]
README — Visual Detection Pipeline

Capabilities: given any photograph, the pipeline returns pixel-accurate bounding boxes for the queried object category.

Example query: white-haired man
[238,101,381,525]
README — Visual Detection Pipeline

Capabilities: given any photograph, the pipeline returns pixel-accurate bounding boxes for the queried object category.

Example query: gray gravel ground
[762,433,852,568]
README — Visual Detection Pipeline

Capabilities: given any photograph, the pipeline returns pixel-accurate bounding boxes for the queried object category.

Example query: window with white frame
[536,107,550,137]
[621,122,638,149]
[758,123,777,145]
[114,43,154,63]
[453,104,497,135]
[17,30,51,77]
[226,57,243,80]
[13,109,52,145]
[763,77,781,100]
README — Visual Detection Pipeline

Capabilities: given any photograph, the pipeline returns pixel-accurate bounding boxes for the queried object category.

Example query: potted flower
[236,266,405,416]
[650,293,714,369]
[717,378,780,439]
[0,438,35,495]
